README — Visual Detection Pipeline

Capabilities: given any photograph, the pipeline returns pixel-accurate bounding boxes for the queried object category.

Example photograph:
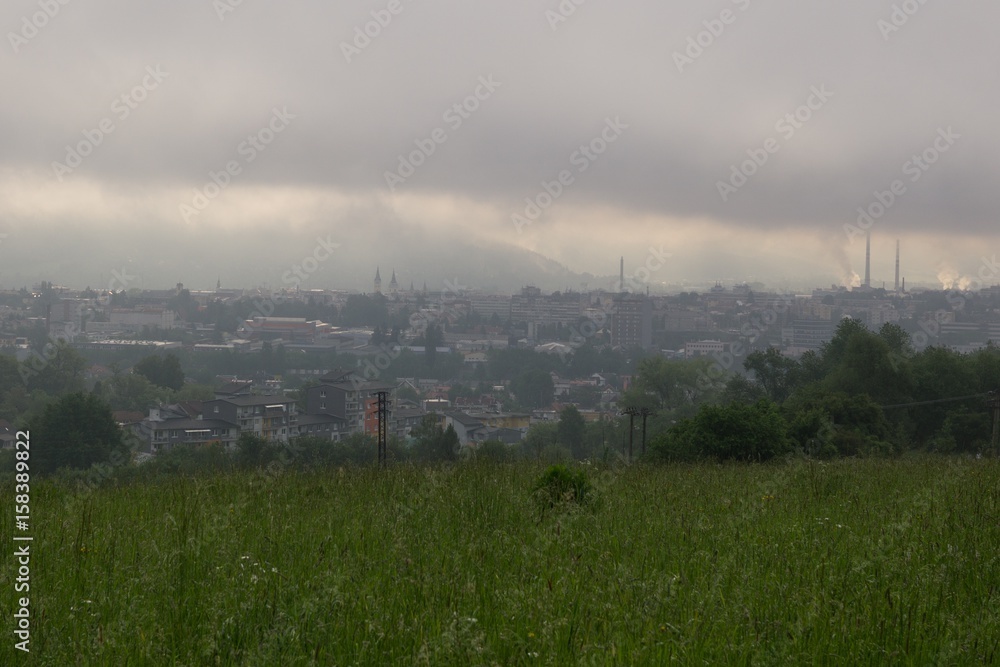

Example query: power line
[880,393,988,410]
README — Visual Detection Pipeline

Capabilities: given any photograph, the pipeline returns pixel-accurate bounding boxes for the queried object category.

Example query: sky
[2,0,997,294]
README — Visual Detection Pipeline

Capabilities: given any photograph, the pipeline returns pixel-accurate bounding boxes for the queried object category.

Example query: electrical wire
[880,393,988,410]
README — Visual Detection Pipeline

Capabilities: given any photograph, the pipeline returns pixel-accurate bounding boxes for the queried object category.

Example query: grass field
[4,457,1000,665]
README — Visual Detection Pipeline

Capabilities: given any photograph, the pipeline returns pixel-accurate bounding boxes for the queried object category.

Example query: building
[393,405,426,439]
[441,411,486,446]
[781,319,837,352]
[294,414,347,441]
[237,317,331,343]
[109,307,179,332]
[149,419,240,452]
[469,294,512,321]
[202,395,298,442]
[684,340,728,358]
[612,293,652,349]
[510,287,583,326]
[305,369,395,435]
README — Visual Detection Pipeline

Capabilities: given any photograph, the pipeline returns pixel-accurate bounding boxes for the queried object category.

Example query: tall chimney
[894,240,900,293]
[864,232,871,289]
[620,256,625,293]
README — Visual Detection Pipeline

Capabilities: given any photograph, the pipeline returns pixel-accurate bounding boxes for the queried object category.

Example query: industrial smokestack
[864,232,871,289]
[620,256,625,292]
[895,240,900,293]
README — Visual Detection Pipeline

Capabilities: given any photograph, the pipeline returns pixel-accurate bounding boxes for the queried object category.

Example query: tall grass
[2,457,998,665]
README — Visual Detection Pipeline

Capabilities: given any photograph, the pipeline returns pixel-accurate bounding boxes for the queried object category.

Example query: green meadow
[4,457,1000,665]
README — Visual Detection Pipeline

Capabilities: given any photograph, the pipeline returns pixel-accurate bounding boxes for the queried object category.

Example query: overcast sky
[2,0,997,293]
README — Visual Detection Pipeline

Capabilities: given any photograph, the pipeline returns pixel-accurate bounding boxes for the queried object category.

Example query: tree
[424,324,443,369]
[521,421,558,460]
[22,342,87,395]
[95,373,171,413]
[721,374,767,406]
[410,416,459,462]
[784,391,894,457]
[262,343,286,375]
[908,346,979,446]
[511,369,554,409]
[31,393,127,474]
[475,439,511,463]
[134,353,185,391]
[633,356,714,408]
[818,319,914,406]
[0,354,23,396]
[341,294,388,327]
[173,383,215,402]
[557,404,587,459]
[168,287,197,322]
[743,348,800,404]
[651,399,791,462]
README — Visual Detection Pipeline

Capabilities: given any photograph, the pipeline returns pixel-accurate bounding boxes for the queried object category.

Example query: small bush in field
[533,464,593,512]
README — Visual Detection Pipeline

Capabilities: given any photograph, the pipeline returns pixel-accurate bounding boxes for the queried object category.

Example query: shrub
[475,439,512,463]
[651,399,791,462]
[533,464,593,513]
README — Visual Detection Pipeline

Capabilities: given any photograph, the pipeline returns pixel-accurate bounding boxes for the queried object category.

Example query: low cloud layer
[2,0,997,291]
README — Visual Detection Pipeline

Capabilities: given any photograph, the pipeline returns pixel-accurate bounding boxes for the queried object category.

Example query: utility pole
[639,407,652,457]
[622,407,638,462]
[989,390,1000,455]
[375,390,389,468]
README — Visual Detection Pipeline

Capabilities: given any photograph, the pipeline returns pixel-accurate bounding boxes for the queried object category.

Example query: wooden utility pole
[989,390,1000,455]
[639,407,653,457]
[622,407,638,462]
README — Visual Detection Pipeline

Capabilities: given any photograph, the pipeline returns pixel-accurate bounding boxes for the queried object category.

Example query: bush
[235,434,281,469]
[783,392,895,457]
[475,439,512,464]
[651,399,791,462]
[533,464,593,513]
